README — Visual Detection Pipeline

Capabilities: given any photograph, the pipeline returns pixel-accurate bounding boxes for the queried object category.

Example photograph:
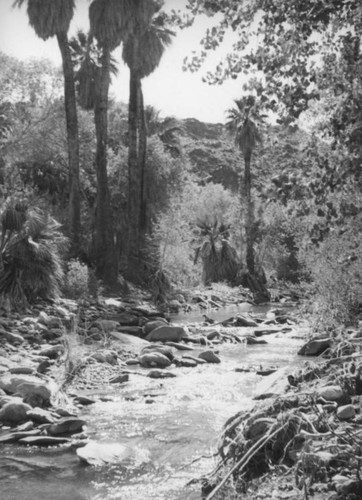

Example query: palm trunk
[127,63,143,279]
[56,31,81,254]
[94,45,117,286]
[244,154,255,275]
[139,84,148,234]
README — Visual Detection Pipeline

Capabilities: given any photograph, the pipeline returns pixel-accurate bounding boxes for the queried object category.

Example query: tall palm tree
[122,10,174,278]
[70,26,120,285]
[14,0,81,253]
[226,95,262,275]
[85,0,133,286]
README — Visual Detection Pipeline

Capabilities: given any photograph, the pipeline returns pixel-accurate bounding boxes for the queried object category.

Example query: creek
[0,304,305,500]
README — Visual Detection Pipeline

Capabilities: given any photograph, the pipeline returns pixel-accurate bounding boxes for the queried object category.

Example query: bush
[0,200,67,308]
[63,259,89,299]
[302,225,362,330]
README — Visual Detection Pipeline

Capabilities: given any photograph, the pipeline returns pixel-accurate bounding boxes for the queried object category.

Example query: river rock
[254,366,290,400]
[0,429,40,443]
[141,345,174,361]
[91,350,118,365]
[318,385,345,402]
[198,350,221,364]
[19,435,70,446]
[39,344,64,359]
[115,326,143,336]
[47,417,86,436]
[26,407,56,424]
[246,336,267,345]
[206,331,219,341]
[125,359,139,365]
[0,374,53,403]
[76,441,133,465]
[109,331,150,351]
[109,373,129,384]
[9,366,36,375]
[147,370,177,379]
[73,395,96,406]
[235,315,258,327]
[176,358,198,368]
[16,382,52,407]
[146,326,185,343]
[298,338,331,356]
[0,329,24,344]
[165,341,194,351]
[337,404,356,420]
[0,401,32,424]
[143,320,168,335]
[182,355,207,365]
[139,352,171,368]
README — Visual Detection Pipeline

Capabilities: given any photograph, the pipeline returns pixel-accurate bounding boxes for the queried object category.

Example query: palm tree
[14,0,81,253]
[194,217,239,285]
[122,10,174,278]
[70,28,119,285]
[0,199,66,309]
[86,0,139,286]
[226,95,262,275]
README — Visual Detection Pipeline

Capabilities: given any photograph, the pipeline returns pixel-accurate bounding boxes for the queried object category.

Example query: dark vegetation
[0,0,361,328]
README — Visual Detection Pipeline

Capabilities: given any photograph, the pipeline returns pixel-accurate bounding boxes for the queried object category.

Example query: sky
[0,0,247,123]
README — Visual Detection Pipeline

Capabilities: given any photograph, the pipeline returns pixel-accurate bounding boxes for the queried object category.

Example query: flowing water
[1,305,306,500]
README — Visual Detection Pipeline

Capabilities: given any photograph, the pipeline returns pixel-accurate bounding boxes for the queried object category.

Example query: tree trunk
[56,31,81,254]
[93,45,117,286]
[139,85,148,235]
[244,154,255,275]
[127,62,143,280]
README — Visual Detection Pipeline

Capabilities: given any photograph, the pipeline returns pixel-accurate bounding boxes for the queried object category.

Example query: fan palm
[226,96,262,275]
[0,199,67,308]
[122,10,174,279]
[14,0,81,252]
[194,217,239,285]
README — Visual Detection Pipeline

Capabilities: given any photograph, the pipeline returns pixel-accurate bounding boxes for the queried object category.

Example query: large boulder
[141,345,174,361]
[0,374,54,407]
[198,350,221,364]
[146,326,185,343]
[143,320,168,335]
[0,401,32,425]
[16,382,52,407]
[138,352,171,368]
[298,338,331,356]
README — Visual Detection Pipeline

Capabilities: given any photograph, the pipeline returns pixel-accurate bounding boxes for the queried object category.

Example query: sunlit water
[1,306,305,500]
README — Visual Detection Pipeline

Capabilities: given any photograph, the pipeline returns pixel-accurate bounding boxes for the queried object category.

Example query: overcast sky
[0,0,248,123]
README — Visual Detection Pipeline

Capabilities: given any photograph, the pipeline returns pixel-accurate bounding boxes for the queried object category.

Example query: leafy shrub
[63,259,89,299]
[302,223,362,330]
[0,200,67,307]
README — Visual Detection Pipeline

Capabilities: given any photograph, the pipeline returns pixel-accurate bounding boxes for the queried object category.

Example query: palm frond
[14,0,75,40]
